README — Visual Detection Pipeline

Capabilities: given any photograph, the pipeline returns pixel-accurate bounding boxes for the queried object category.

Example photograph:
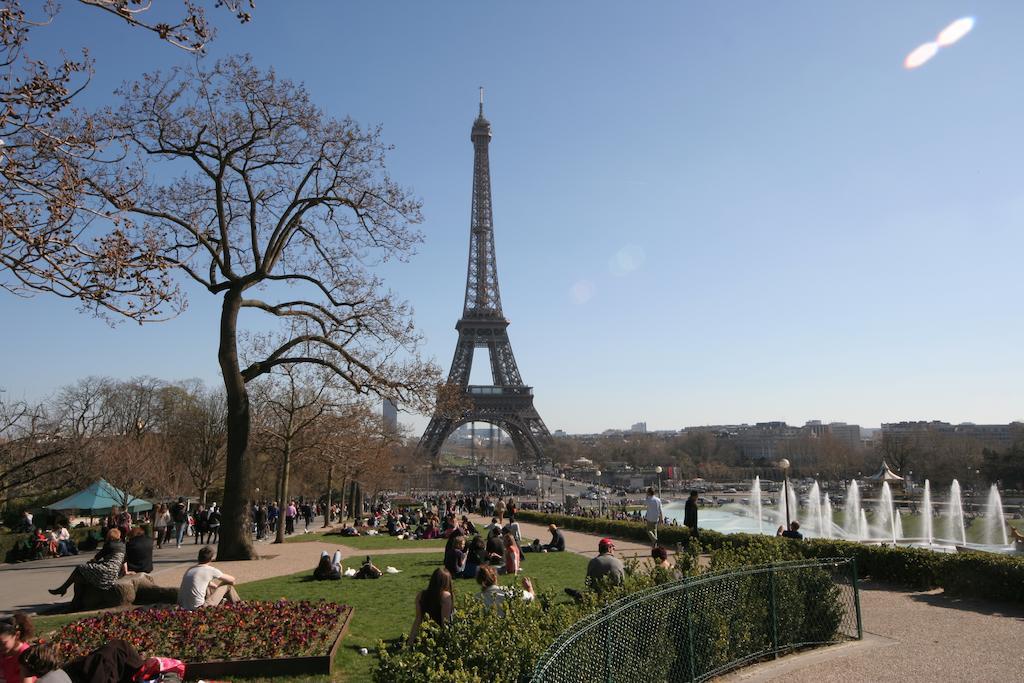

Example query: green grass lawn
[239,550,589,682]
[283,532,448,550]
[38,550,589,683]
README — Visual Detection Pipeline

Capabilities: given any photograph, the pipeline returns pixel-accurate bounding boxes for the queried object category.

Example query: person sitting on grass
[314,550,343,580]
[501,528,520,575]
[543,524,566,552]
[444,535,468,578]
[462,535,487,579]
[565,538,624,601]
[485,526,505,564]
[177,546,240,610]
[49,528,125,598]
[476,566,536,612]
[408,568,453,646]
[1,612,33,683]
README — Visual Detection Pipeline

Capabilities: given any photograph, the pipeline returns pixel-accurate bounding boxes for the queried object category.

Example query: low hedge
[516,510,1024,604]
[376,547,847,683]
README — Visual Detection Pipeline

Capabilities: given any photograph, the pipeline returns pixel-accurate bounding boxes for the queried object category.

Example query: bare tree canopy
[44,56,438,558]
[0,0,252,319]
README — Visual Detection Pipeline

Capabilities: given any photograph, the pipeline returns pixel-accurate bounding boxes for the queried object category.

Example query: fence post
[851,558,863,640]
[768,564,779,656]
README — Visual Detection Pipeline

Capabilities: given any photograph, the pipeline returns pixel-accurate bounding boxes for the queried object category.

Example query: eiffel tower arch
[418,93,551,461]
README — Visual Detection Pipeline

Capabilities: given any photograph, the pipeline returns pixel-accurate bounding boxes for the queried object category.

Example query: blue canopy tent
[45,479,153,516]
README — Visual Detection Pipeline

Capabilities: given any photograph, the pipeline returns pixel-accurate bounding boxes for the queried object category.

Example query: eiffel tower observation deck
[418,92,551,461]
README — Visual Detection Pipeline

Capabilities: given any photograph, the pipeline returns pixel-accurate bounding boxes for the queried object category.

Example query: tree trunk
[200,488,208,506]
[323,464,333,529]
[275,445,291,544]
[338,476,348,523]
[215,288,256,560]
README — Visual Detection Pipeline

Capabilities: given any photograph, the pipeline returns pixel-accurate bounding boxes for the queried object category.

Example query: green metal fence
[530,558,862,683]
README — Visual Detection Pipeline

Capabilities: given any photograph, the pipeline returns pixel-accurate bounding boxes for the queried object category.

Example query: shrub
[518,511,1024,604]
[377,552,847,683]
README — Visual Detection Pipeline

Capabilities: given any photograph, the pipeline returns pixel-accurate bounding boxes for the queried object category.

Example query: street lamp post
[655,465,663,497]
[779,459,791,528]
[595,470,603,517]
[560,475,566,511]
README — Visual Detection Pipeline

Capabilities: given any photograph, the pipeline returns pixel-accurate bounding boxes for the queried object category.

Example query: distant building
[882,420,1021,450]
[383,399,398,433]
[630,421,647,434]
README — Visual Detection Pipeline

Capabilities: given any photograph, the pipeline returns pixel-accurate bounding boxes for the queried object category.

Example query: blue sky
[3,1,1023,433]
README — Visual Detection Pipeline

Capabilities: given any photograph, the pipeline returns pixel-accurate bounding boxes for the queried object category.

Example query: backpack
[171,504,187,524]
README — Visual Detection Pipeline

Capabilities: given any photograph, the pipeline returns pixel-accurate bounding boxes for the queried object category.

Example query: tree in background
[250,362,335,544]
[158,380,227,505]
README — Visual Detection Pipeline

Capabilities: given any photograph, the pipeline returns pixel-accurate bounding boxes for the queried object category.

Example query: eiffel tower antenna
[418,95,551,462]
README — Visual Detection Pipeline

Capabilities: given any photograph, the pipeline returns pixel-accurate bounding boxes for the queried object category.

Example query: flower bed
[52,600,352,678]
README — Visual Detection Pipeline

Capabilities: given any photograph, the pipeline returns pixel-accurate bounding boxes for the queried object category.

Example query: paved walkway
[722,581,1024,682]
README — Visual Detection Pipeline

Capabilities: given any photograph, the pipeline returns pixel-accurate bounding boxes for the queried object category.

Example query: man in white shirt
[177,546,240,610]
[644,487,664,547]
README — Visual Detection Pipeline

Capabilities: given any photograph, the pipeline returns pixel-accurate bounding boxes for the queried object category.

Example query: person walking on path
[644,487,664,547]
[177,546,240,611]
[494,498,506,525]
[154,504,171,549]
[206,504,222,544]
[285,501,297,535]
[684,491,699,539]
[171,497,189,548]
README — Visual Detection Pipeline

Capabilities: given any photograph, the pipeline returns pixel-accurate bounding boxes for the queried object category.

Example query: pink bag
[133,657,186,682]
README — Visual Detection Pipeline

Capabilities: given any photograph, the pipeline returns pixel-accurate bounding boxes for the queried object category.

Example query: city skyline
[3,2,1024,434]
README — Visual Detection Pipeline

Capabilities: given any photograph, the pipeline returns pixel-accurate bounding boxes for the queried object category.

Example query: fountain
[921,480,934,544]
[877,482,898,543]
[984,484,1009,547]
[775,481,797,529]
[668,474,1014,554]
[807,482,822,536]
[749,476,763,533]
[844,480,862,540]
[822,493,834,539]
[944,480,967,546]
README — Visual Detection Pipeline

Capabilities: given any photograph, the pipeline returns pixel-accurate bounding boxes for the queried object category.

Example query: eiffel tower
[418,92,551,461]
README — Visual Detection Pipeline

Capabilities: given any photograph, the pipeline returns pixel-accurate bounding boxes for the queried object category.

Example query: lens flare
[936,17,975,47]
[569,280,595,305]
[904,41,939,69]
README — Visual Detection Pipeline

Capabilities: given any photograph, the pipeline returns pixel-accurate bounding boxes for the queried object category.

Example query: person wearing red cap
[586,538,624,590]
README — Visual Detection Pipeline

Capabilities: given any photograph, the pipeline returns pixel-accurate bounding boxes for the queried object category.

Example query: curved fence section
[530,558,862,683]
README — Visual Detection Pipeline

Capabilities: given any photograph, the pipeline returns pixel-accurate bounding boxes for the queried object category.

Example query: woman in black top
[124,526,154,574]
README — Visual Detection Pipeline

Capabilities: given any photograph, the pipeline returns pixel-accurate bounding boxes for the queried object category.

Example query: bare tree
[0,398,68,504]
[44,57,439,558]
[159,380,227,505]
[251,363,336,544]
[1,0,252,318]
